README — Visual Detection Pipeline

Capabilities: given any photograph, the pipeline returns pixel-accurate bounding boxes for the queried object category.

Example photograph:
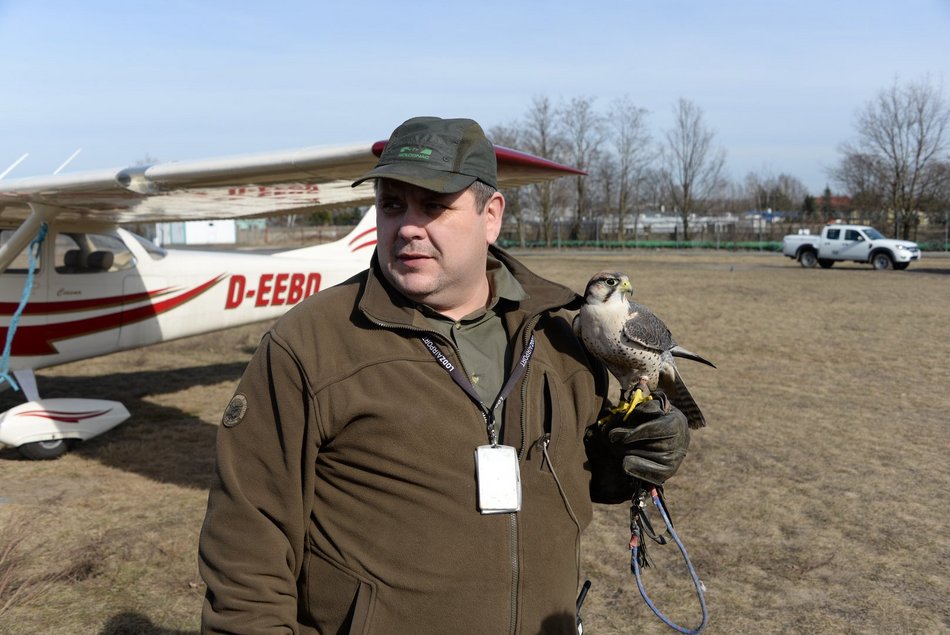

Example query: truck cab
[822,226,873,262]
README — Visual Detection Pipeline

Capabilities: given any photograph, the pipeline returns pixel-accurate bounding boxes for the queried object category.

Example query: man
[199,116,689,634]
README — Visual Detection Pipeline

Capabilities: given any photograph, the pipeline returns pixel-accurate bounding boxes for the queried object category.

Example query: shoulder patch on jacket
[222,393,248,428]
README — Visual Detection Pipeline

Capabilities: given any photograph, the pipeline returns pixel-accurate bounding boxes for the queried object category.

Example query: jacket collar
[358,245,581,331]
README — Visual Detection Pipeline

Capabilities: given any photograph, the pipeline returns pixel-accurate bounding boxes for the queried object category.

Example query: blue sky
[1,0,948,195]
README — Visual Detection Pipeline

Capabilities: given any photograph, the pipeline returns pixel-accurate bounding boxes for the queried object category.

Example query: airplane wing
[0,142,582,225]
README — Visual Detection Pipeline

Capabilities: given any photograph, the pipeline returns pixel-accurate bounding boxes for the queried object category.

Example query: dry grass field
[1,249,948,634]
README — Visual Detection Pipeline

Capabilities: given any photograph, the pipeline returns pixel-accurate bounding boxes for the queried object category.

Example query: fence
[235,225,351,248]
[498,218,949,251]
[226,218,949,251]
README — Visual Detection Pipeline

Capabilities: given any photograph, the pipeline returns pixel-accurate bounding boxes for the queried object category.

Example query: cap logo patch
[222,393,248,428]
[398,146,433,161]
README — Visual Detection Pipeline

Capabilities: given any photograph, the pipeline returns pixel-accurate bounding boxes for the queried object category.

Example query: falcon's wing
[621,302,676,353]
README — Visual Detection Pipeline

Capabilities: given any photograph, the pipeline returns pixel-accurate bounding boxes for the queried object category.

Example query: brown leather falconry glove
[584,395,690,504]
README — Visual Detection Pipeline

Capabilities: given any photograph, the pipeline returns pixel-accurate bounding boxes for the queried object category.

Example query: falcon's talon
[622,389,652,421]
[596,391,655,425]
[598,400,630,424]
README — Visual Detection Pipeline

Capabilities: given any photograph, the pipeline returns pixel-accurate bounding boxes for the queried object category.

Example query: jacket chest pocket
[532,370,586,473]
[529,370,594,529]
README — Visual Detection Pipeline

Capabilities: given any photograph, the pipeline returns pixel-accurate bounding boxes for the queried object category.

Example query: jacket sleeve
[199,332,318,634]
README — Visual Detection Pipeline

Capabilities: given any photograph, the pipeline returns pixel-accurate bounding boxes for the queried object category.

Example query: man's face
[375,179,503,318]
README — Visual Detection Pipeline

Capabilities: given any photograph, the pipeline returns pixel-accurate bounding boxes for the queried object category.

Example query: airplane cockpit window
[0,229,38,273]
[130,232,168,260]
[55,232,137,274]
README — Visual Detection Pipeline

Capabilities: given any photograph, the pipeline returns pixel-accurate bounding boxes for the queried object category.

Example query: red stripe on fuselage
[351,239,377,252]
[347,227,377,248]
[0,275,226,356]
[18,408,113,423]
[0,287,176,316]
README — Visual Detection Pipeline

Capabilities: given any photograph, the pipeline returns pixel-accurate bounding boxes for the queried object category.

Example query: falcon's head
[583,271,633,305]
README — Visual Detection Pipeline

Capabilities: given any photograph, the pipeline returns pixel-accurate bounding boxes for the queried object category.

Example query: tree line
[488,76,950,244]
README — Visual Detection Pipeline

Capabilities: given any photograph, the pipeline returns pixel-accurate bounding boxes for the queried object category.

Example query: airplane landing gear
[18,439,72,460]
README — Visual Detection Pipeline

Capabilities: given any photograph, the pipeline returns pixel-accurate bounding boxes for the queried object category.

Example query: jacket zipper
[371,313,547,635]
[508,316,540,635]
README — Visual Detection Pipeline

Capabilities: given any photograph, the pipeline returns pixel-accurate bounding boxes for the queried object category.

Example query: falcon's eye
[604,277,619,287]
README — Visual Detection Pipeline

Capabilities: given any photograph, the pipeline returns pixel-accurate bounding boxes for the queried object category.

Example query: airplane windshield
[130,232,167,260]
[0,229,37,273]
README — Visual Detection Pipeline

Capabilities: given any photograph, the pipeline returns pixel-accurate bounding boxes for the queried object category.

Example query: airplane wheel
[18,439,72,460]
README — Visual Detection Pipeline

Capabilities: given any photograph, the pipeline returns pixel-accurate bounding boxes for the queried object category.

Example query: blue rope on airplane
[0,223,48,392]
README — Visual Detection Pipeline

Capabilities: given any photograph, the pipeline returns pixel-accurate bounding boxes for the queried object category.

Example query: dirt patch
[1,250,948,634]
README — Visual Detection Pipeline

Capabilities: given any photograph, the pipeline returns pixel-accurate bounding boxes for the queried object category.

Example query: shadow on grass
[789,265,950,275]
[0,362,246,490]
[909,266,950,275]
[100,612,197,635]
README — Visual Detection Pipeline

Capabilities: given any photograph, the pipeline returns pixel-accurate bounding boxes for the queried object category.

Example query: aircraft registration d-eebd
[0,139,582,459]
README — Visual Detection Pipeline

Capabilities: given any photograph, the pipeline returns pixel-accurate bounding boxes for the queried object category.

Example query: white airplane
[0,140,581,459]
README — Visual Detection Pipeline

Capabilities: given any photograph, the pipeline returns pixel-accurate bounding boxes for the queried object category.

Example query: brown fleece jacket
[199,247,608,634]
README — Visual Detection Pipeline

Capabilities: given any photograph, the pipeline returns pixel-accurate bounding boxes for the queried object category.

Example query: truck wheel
[18,439,72,460]
[871,252,893,270]
[818,259,834,269]
[799,250,818,268]
[894,262,909,270]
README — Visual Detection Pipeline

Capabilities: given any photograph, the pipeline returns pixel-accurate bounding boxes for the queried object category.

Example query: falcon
[573,271,715,428]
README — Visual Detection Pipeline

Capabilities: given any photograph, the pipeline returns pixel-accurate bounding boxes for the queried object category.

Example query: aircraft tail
[275,206,377,260]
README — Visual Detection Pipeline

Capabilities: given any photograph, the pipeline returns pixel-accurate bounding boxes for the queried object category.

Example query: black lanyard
[420,335,536,446]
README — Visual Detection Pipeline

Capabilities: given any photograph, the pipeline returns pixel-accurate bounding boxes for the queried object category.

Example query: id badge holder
[475,445,522,514]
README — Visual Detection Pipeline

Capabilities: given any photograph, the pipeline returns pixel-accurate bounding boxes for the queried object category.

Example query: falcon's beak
[619,280,633,296]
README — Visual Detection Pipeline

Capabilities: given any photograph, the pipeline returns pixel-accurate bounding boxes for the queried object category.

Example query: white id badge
[475,445,522,514]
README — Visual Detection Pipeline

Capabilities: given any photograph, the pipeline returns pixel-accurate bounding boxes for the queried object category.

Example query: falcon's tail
[669,372,708,429]
[671,345,716,369]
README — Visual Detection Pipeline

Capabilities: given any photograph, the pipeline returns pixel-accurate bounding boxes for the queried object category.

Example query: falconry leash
[629,481,708,634]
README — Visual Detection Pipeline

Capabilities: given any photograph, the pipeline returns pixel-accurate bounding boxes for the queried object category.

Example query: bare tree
[559,96,605,240]
[661,98,727,240]
[608,97,654,243]
[744,172,775,211]
[719,179,747,212]
[744,171,808,214]
[488,123,528,247]
[521,96,569,246]
[831,154,886,224]
[588,151,617,242]
[928,160,950,220]
[930,161,950,248]
[832,76,950,238]
[777,174,808,212]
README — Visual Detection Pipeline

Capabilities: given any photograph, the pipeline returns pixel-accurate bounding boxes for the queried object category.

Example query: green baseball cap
[352,116,498,192]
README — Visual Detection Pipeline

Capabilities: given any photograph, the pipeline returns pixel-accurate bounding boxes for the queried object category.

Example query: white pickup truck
[782,224,922,270]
